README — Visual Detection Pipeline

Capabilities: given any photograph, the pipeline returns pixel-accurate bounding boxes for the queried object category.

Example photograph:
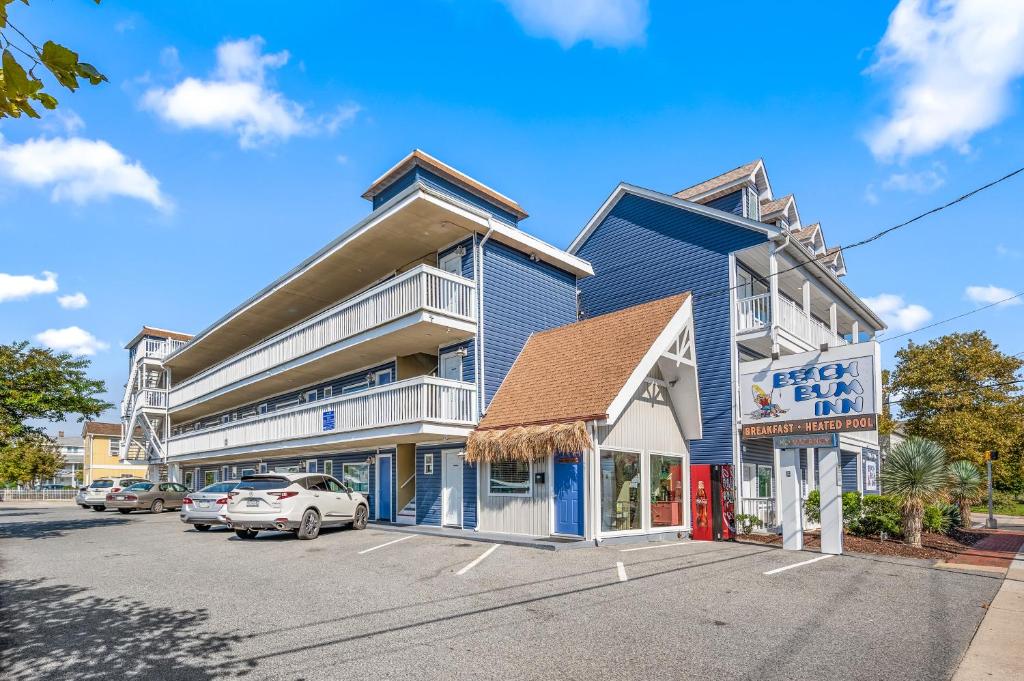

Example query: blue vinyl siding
[482,240,577,406]
[416,444,476,528]
[439,340,475,383]
[575,193,766,465]
[841,451,858,493]
[463,460,478,529]
[373,167,519,225]
[704,190,744,216]
[439,236,476,279]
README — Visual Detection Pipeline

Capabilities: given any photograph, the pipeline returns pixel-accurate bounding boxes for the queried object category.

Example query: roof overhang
[680,159,774,204]
[569,182,781,255]
[124,326,193,350]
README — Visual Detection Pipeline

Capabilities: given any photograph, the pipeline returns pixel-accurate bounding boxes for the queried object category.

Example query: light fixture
[529,253,539,262]
[771,349,781,360]
[455,347,469,358]
[819,342,829,352]
[454,246,466,257]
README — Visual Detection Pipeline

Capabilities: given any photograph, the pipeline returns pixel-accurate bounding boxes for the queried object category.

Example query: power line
[878,290,1024,343]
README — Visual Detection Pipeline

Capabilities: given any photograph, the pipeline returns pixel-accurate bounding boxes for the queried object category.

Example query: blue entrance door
[554,454,583,536]
[378,455,393,521]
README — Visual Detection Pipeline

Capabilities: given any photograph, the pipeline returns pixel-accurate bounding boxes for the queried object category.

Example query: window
[600,450,641,532]
[184,471,194,490]
[489,460,530,496]
[649,453,684,527]
[305,459,317,473]
[342,463,369,493]
[204,471,215,487]
[240,468,256,477]
[237,477,290,491]
[305,390,318,403]
[326,478,346,493]
[745,186,760,221]
[423,454,434,475]
[375,369,393,386]
[323,386,333,399]
[231,466,238,478]
[323,460,333,477]
[108,439,121,456]
[304,476,330,491]
[202,482,238,493]
[258,462,268,473]
[258,403,269,415]
[221,415,230,424]
[220,466,229,481]
[757,465,773,498]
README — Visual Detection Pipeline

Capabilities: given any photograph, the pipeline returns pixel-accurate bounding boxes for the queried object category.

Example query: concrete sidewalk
[952,542,1024,680]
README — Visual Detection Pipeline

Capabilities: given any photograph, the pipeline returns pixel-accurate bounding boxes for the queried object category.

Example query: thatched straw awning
[466,421,592,463]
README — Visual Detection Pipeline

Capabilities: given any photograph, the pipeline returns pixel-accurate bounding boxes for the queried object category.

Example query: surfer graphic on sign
[749,383,788,420]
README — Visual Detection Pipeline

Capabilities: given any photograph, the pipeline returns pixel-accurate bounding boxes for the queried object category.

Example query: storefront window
[601,450,641,532]
[489,460,530,495]
[342,463,370,493]
[757,465,773,498]
[650,454,684,527]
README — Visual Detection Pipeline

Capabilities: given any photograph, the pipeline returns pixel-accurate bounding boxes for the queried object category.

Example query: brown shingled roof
[791,223,820,241]
[760,194,793,218]
[141,327,192,342]
[83,421,121,436]
[674,160,760,201]
[478,293,690,431]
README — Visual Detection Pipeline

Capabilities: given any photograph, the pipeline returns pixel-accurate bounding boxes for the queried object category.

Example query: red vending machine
[690,464,735,541]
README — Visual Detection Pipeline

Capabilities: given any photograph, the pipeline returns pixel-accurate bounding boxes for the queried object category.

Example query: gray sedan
[179,480,239,531]
[106,482,189,514]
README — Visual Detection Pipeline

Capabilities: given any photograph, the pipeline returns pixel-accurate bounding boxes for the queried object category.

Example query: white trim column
[819,447,844,555]
[779,448,803,551]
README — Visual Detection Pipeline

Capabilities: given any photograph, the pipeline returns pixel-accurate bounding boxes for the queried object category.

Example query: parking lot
[0,504,1003,681]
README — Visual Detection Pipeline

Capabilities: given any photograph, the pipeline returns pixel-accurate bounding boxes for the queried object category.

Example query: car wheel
[79,504,90,509]
[352,504,368,530]
[150,499,164,513]
[118,508,133,514]
[194,524,211,532]
[91,505,105,511]
[297,509,321,540]
[234,529,257,539]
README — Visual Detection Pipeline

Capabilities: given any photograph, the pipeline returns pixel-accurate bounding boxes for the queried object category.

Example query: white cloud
[864,293,932,332]
[35,326,109,356]
[882,162,946,193]
[964,284,1021,306]
[865,0,1024,161]
[41,110,85,136]
[0,271,58,303]
[57,292,89,309]
[996,244,1021,258]
[500,0,649,48]
[0,135,170,210]
[321,103,361,135]
[142,37,308,148]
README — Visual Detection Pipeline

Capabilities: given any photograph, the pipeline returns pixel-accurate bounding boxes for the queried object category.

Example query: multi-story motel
[119,152,883,542]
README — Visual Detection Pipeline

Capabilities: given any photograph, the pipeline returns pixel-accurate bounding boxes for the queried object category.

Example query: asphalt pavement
[0,503,1003,680]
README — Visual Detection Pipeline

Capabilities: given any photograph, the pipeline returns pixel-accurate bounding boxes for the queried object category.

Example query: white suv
[221,473,369,540]
[76,477,150,511]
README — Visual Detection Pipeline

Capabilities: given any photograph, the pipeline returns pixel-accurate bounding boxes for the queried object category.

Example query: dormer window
[745,188,760,221]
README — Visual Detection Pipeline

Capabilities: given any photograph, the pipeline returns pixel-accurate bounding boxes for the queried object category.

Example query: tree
[888,331,1024,490]
[0,433,64,486]
[0,0,107,119]
[948,460,984,528]
[880,437,950,547]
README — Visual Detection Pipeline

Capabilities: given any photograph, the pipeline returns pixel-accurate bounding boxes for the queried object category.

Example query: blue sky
[2,1,1023,431]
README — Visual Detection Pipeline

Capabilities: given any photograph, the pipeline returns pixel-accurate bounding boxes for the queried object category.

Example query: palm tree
[948,459,984,528]
[880,437,950,547]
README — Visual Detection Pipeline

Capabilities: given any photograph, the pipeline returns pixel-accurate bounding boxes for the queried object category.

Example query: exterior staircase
[397,499,416,525]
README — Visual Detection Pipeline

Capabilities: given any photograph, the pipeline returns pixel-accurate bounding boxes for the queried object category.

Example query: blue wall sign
[322,410,335,432]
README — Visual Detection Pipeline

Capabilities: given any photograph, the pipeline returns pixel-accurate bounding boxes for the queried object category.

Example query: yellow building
[82,422,148,484]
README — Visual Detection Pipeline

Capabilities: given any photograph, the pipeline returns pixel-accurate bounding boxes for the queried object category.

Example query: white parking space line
[457,544,499,575]
[616,561,628,582]
[357,534,416,555]
[619,542,696,553]
[763,554,834,575]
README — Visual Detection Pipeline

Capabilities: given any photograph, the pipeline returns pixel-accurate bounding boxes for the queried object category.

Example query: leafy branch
[0,0,106,119]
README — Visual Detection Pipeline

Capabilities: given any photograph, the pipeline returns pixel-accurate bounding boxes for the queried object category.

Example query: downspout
[475,223,495,418]
[768,230,790,354]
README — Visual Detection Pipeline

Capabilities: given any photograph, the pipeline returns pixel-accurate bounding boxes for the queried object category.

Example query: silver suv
[180,480,239,531]
[77,477,150,511]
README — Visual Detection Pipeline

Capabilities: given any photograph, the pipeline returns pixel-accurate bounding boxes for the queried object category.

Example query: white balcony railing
[140,338,187,360]
[169,265,476,410]
[735,294,848,349]
[166,376,476,459]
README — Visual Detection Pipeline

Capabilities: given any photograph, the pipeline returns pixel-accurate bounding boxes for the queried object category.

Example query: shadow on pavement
[0,578,254,680]
[0,516,132,540]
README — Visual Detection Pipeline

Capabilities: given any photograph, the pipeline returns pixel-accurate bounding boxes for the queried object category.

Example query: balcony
[735,293,847,350]
[138,338,187,361]
[168,265,476,420]
[166,376,476,461]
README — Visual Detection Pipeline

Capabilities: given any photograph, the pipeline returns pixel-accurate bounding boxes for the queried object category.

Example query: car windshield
[91,480,114,488]
[199,482,238,494]
[125,483,154,491]
[236,477,290,491]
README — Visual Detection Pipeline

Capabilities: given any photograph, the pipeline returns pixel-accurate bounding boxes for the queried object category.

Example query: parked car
[180,480,240,531]
[35,483,74,491]
[221,473,369,540]
[106,482,189,514]
[76,477,150,511]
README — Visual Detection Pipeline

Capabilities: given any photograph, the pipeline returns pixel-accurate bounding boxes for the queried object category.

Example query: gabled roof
[791,222,825,254]
[361,149,529,220]
[760,194,800,228]
[478,293,697,431]
[125,326,193,349]
[820,246,847,276]
[674,159,772,203]
[82,421,122,437]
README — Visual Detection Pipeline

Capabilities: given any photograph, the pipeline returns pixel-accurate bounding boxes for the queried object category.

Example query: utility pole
[986,450,999,530]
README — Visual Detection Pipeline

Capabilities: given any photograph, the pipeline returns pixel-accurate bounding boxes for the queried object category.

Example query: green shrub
[804,489,821,523]
[735,514,763,534]
[842,491,862,526]
[849,494,902,538]
[922,502,961,534]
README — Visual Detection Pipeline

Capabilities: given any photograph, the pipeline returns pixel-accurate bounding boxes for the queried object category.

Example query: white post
[779,448,803,551]
[801,280,811,315]
[829,303,837,334]
[819,447,843,555]
[769,246,780,354]
[851,321,860,344]
[806,447,816,493]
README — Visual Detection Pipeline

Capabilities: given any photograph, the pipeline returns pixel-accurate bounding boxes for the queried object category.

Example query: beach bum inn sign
[739,342,881,440]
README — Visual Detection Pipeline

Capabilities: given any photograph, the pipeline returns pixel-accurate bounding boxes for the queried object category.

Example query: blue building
[122,150,592,531]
